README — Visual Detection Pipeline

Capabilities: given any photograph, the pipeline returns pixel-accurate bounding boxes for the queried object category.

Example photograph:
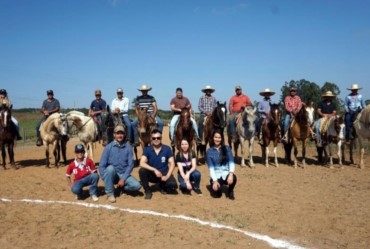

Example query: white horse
[353,105,370,169]
[234,106,257,167]
[66,111,97,161]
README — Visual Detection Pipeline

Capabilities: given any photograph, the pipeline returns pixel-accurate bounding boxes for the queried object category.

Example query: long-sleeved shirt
[258,97,273,118]
[198,95,217,114]
[206,145,235,181]
[111,97,130,116]
[284,95,302,113]
[99,140,134,180]
[344,94,366,112]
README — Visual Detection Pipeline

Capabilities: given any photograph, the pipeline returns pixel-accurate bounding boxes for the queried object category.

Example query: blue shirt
[143,145,173,174]
[345,94,366,112]
[206,145,235,181]
[258,97,273,118]
[90,99,107,116]
[99,140,134,180]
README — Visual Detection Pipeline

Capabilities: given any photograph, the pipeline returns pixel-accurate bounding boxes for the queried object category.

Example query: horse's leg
[54,141,60,168]
[328,143,334,168]
[337,141,343,167]
[1,144,6,170]
[8,142,16,170]
[249,138,255,167]
[264,144,269,167]
[349,140,354,165]
[302,140,306,168]
[62,138,67,165]
[292,140,298,168]
[273,143,279,167]
[358,138,364,169]
[240,139,246,167]
[45,143,50,168]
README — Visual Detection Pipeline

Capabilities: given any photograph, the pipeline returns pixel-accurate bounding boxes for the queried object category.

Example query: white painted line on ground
[1,198,307,249]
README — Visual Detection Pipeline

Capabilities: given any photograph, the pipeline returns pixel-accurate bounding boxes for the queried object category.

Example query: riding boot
[317,147,323,165]
[16,130,22,141]
[36,136,43,147]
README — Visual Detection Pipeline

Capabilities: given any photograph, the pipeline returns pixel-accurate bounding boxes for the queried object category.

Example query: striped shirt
[198,95,217,114]
[135,95,156,114]
[284,95,302,113]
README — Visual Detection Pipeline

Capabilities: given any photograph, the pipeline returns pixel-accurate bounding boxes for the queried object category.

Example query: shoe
[91,195,99,202]
[228,191,235,200]
[144,191,152,200]
[181,189,191,195]
[194,188,203,195]
[160,188,167,195]
[281,137,288,145]
[75,195,82,200]
[107,195,116,203]
[36,138,43,147]
[17,136,22,141]
[133,141,140,147]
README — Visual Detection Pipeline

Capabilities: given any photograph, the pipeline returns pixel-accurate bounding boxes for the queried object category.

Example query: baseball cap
[117,88,123,93]
[235,86,242,90]
[114,125,125,133]
[74,144,85,153]
[47,90,54,95]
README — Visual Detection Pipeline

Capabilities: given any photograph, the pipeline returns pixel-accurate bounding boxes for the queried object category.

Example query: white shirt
[111,97,130,116]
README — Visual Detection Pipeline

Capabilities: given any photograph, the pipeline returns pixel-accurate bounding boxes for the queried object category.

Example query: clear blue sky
[1,0,369,110]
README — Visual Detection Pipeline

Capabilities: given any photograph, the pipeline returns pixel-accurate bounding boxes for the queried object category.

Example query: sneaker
[228,191,235,200]
[107,195,116,203]
[36,138,43,147]
[181,189,191,195]
[91,195,99,202]
[144,191,152,200]
[75,195,82,200]
[160,188,167,195]
[194,188,203,195]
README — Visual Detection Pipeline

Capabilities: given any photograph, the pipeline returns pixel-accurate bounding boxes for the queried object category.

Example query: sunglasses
[95,94,101,97]
[151,136,161,140]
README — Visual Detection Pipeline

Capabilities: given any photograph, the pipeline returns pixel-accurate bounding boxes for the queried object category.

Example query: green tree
[280,79,321,106]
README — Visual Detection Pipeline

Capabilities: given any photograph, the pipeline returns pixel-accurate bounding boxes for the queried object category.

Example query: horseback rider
[89,89,107,140]
[228,85,252,141]
[198,85,217,142]
[315,91,337,147]
[344,84,366,143]
[169,87,201,145]
[281,87,302,144]
[131,84,164,146]
[256,88,276,144]
[111,88,132,143]
[36,90,60,146]
[0,89,22,140]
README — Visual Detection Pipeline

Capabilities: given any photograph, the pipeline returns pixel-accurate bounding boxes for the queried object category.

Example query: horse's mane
[296,106,308,127]
[67,110,85,117]
[358,105,370,129]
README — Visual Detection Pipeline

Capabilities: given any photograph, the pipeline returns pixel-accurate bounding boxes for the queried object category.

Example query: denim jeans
[36,115,48,137]
[177,169,201,190]
[345,111,356,139]
[198,114,206,140]
[227,113,238,137]
[120,115,132,142]
[170,115,200,141]
[209,173,237,197]
[132,116,164,143]
[102,165,141,196]
[283,113,292,135]
[71,172,99,196]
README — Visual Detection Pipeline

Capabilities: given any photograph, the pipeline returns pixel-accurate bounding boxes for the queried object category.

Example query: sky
[1,0,369,111]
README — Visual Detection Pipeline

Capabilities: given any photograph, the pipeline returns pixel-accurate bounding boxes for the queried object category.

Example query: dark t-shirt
[90,99,107,116]
[143,145,173,174]
[318,101,336,115]
[42,98,60,114]
[175,150,196,173]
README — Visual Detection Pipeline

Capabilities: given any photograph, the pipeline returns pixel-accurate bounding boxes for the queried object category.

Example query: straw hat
[289,87,297,91]
[114,125,125,133]
[259,88,275,96]
[138,84,152,91]
[117,88,123,93]
[201,85,215,93]
[347,84,362,91]
[322,90,336,98]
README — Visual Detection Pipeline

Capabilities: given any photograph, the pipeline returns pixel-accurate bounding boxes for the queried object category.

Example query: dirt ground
[1,126,370,249]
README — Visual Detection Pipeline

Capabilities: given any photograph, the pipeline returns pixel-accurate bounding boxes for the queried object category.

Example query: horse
[289,106,310,168]
[229,106,257,167]
[0,106,17,170]
[66,111,97,161]
[353,105,370,169]
[260,103,282,167]
[101,105,124,146]
[135,107,157,149]
[173,107,197,156]
[39,112,69,168]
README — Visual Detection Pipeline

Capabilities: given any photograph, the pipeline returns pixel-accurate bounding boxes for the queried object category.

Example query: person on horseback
[344,84,366,143]
[132,84,164,146]
[228,85,252,141]
[89,89,107,140]
[0,89,22,140]
[281,87,302,144]
[36,90,60,146]
[111,88,132,143]
[169,87,200,146]
[198,85,217,142]
[256,88,276,144]
[315,91,337,147]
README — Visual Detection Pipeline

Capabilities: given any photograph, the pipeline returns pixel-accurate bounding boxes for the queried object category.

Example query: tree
[280,79,321,106]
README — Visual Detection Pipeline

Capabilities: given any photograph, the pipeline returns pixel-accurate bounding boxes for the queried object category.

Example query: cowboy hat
[114,125,125,133]
[138,85,152,91]
[322,90,336,98]
[289,87,297,91]
[201,85,215,93]
[259,88,275,96]
[347,84,362,90]
[117,88,123,93]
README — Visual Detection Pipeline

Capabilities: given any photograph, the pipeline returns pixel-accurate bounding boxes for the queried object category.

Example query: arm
[65,164,73,187]
[206,150,218,181]
[344,96,350,112]
[98,145,110,178]
[162,156,175,181]
[121,145,134,181]
[140,154,163,178]
[360,95,366,109]
[152,101,158,118]
[226,146,235,185]
[122,98,130,113]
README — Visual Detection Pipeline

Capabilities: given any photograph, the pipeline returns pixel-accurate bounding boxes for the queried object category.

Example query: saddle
[235,113,242,126]
[319,117,330,134]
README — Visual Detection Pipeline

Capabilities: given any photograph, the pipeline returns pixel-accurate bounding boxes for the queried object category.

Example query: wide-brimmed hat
[347,84,362,91]
[74,144,85,153]
[201,85,215,93]
[114,125,125,133]
[322,90,336,98]
[289,87,297,91]
[259,88,275,96]
[117,88,123,93]
[138,85,152,91]
[95,89,102,95]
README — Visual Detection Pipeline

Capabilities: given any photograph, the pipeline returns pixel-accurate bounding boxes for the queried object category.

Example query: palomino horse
[353,105,370,169]
[66,111,97,161]
[260,103,282,167]
[39,112,69,168]
[289,106,310,168]
[135,106,157,149]
[229,106,257,167]
[0,106,17,170]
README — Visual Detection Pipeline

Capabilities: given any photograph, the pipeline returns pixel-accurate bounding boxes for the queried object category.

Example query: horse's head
[49,113,69,138]
[296,106,308,126]
[269,102,282,126]
[213,101,227,128]
[0,106,11,128]
[136,107,151,134]
[180,107,191,130]
[242,106,257,133]
[58,113,69,137]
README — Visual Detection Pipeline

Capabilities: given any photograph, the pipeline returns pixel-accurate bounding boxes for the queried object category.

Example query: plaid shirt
[284,95,302,113]
[198,95,217,114]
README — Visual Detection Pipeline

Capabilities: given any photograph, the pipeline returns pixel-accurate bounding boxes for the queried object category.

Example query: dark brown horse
[173,107,195,153]
[0,106,16,170]
[260,103,282,167]
[135,106,157,150]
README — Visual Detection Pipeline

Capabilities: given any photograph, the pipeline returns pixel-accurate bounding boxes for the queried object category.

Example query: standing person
[206,129,237,200]
[0,89,22,140]
[198,85,217,142]
[169,87,201,145]
[132,84,164,146]
[139,129,178,200]
[89,89,107,139]
[99,125,142,203]
[281,87,302,143]
[256,88,276,143]
[111,88,132,143]
[175,138,202,195]
[344,84,366,142]
[66,144,99,201]
[228,85,252,140]
[36,90,61,146]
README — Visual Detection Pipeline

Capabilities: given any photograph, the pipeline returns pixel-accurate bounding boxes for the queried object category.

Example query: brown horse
[173,107,196,154]
[135,107,157,149]
[0,106,16,170]
[260,103,282,167]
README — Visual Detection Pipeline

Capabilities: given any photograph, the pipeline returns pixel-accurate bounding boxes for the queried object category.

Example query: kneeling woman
[206,129,237,200]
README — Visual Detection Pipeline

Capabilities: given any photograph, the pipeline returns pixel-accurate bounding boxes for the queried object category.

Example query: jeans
[170,115,200,141]
[345,111,356,139]
[102,165,142,196]
[198,114,206,140]
[11,116,20,133]
[138,168,178,192]
[120,115,132,142]
[177,169,201,190]
[71,173,99,196]
[209,173,237,197]
[282,113,292,135]
[227,113,238,137]
[132,115,164,143]
[36,115,48,137]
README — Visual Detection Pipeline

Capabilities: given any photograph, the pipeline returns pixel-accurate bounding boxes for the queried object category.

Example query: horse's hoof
[11,165,17,170]
[275,164,279,168]
[265,164,269,168]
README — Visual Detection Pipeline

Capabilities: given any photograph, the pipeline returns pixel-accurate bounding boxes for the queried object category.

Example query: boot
[16,130,22,141]
[36,137,43,147]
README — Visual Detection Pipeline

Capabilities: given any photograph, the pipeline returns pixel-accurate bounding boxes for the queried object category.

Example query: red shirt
[284,95,302,113]
[66,158,96,182]
[229,94,252,114]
